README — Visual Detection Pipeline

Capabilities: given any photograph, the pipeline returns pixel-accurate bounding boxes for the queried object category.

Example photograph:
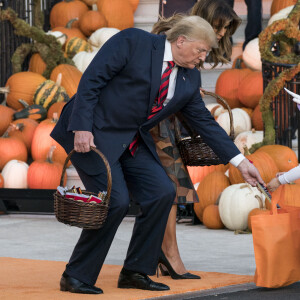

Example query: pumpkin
[50,0,89,29]
[128,0,139,12]
[0,173,3,188]
[234,129,264,155]
[205,103,225,118]
[1,160,29,188]
[251,104,264,130]
[79,10,107,37]
[31,114,69,166]
[270,0,297,16]
[65,37,93,58]
[187,164,229,185]
[97,0,134,30]
[50,64,82,97]
[47,101,67,119]
[255,144,298,172]
[238,71,263,109]
[242,38,262,71]
[33,74,69,110]
[202,204,224,229]
[0,105,15,136]
[229,150,279,185]
[8,119,38,152]
[28,53,47,75]
[241,107,253,118]
[0,131,27,171]
[268,5,294,25]
[218,183,265,231]
[72,50,98,73]
[247,208,271,232]
[215,69,252,109]
[13,99,47,122]
[272,182,300,208]
[194,171,230,222]
[1,72,46,110]
[216,108,252,137]
[88,27,120,50]
[80,0,97,7]
[27,146,67,189]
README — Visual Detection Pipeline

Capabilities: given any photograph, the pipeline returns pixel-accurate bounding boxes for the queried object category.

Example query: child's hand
[267,177,281,192]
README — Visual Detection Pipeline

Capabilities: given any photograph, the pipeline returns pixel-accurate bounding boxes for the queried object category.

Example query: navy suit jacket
[51,28,240,175]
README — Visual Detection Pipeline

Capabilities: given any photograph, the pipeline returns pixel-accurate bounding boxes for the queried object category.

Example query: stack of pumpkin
[0,0,140,191]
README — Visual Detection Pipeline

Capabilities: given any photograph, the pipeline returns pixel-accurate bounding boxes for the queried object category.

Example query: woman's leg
[161,204,187,275]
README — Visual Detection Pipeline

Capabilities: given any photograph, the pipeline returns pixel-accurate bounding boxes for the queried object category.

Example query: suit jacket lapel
[147,36,166,116]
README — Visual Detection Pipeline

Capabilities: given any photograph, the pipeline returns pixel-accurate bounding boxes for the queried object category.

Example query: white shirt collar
[163,40,173,62]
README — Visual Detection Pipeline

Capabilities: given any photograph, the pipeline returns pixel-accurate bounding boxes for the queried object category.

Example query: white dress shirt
[162,40,245,167]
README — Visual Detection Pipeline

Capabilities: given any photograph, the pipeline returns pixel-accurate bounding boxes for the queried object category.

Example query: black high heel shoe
[158,250,201,280]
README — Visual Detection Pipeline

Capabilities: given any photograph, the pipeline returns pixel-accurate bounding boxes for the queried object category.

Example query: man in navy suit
[51,16,264,294]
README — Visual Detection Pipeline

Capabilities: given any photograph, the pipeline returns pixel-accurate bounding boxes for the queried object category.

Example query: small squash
[65,37,93,58]
[33,73,69,110]
[1,159,29,188]
[13,99,47,122]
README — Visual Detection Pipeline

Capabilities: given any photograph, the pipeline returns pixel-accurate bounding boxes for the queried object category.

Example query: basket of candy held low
[54,147,111,230]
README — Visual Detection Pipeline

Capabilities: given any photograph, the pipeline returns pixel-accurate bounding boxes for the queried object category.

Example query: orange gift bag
[251,198,300,288]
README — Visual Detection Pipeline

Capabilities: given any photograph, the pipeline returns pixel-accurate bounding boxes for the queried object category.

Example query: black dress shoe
[158,250,201,280]
[118,267,170,291]
[60,272,103,294]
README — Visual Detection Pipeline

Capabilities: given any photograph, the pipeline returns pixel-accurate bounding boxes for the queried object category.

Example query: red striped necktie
[129,61,175,156]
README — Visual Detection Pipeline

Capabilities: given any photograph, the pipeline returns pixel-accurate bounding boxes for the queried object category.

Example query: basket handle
[60,147,112,202]
[202,90,235,139]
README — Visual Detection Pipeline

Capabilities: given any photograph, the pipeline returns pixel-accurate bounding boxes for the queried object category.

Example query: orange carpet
[0,257,253,299]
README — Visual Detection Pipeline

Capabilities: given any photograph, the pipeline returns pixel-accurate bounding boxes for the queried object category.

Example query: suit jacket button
[123,144,127,148]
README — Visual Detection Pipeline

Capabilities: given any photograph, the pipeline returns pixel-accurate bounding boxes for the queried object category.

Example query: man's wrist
[230,153,246,168]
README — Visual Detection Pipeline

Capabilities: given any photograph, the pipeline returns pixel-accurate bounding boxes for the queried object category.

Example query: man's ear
[176,36,186,48]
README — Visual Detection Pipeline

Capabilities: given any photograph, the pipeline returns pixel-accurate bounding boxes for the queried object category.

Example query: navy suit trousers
[65,141,175,285]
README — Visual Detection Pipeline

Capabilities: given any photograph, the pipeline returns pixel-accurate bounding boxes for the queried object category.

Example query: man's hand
[74,131,96,153]
[237,158,264,187]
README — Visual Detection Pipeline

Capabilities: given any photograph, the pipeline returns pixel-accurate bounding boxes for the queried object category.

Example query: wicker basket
[54,147,112,230]
[175,90,235,166]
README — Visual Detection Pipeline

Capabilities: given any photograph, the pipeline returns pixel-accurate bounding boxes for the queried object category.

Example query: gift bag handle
[60,147,112,202]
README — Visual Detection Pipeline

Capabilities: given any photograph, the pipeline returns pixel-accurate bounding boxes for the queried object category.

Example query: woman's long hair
[152,0,241,68]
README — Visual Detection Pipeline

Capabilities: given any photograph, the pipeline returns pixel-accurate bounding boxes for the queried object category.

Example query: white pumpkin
[88,27,120,50]
[217,108,251,137]
[268,5,294,26]
[205,103,225,118]
[46,31,67,46]
[1,160,29,188]
[234,129,264,154]
[242,38,262,71]
[218,183,265,231]
[72,50,99,73]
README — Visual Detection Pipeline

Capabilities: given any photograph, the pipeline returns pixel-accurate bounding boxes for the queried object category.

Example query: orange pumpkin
[0,105,15,136]
[247,208,271,231]
[47,102,67,119]
[229,151,278,184]
[79,10,107,37]
[0,173,4,188]
[255,145,298,172]
[3,72,46,110]
[238,71,263,109]
[50,0,89,29]
[215,68,252,109]
[270,0,297,16]
[50,64,82,97]
[8,119,38,152]
[187,164,229,185]
[0,133,27,171]
[97,0,134,30]
[128,0,139,12]
[27,146,67,189]
[28,53,47,75]
[194,171,230,222]
[202,204,224,229]
[31,115,69,166]
[251,104,264,130]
